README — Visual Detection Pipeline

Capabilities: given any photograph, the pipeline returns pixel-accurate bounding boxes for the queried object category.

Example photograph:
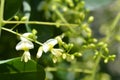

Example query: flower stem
[54,9,75,33]
[0,0,5,35]
[91,52,101,80]
[2,27,43,45]
[3,20,78,27]
[45,67,92,74]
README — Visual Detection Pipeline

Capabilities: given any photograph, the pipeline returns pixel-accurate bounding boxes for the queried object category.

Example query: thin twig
[3,21,78,27]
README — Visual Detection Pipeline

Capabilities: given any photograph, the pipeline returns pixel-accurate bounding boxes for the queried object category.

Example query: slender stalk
[54,9,75,33]
[45,67,92,74]
[105,13,120,42]
[91,53,101,80]
[0,0,5,35]
[3,20,78,27]
[2,27,43,45]
[11,23,20,30]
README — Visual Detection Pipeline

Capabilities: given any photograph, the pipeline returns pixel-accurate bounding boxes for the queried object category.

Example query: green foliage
[4,0,22,20]
[0,57,45,80]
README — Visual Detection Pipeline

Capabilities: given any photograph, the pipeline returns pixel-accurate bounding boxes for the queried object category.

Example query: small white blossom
[43,39,58,53]
[16,32,34,62]
[36,39,63,58]
[36,47,43,58]
[21,50,31,62]
[16,40,34,51]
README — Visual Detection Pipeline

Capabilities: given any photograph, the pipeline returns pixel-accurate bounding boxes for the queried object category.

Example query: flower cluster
[16,33,64,63]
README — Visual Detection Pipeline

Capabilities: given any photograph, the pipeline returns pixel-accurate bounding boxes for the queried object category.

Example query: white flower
[36,39,62,58]
[51,49,63,57]
[43,39,58,53]
[36,47,43,58]
[16,40,34,51]
[16,32,34,62]
[21,50,31,62]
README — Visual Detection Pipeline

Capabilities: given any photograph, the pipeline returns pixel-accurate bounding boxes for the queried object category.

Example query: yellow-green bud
[88,16,94,23]
[97,42,105,47]
[21,16,28,21]
[104,58,108,63]
[51,5,57,11]
[79,12,85,20]
[104,48,109,53]
[14,16,19,21]
[89,43,95,48]
[92,38,98,43]
[32,29,37,35]
[70,55,75,60]
[62,53,67,59]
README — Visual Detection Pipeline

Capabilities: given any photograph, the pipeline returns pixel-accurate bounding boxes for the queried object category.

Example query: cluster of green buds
[96,42,116,63]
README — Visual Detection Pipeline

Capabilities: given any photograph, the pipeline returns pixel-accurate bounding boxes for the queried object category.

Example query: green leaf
[0,57,45,80]
[84,0,113,10]
[4,0,23,20]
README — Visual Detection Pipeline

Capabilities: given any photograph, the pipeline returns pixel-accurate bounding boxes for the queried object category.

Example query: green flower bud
[70,55,75,60]
[89,43,95,48]
[97,42,105,47]
[92,38,98,43]
[74,52,82,57]
[21,16,28,21]
[79,12,85,20]
[14,16,19,21]
[51,5,57,11]
[104,58,108,63]
[88,16,94,23]
[62,53,67,59]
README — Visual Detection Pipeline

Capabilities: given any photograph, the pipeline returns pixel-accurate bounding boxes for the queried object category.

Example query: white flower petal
[42,39,58,53]
[45,39,58,46]
[36,47,43,58]
[20,33,32,41]
[16,40,34,50]
[21,51,31,62]
[51,49,63,57]
[43,43,50,53]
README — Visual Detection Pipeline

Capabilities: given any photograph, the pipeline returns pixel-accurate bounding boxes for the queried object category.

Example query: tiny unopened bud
[62,53,67,59]
[104,48,109,53]
[21,16,28,21]
[89,43,95,48]
[81,1,85,6]
[63,7,68,12]
[88,16,94,23]
[70,55,75,60]
[104,58,108,63]
[74,52,82,57]
[79,12,85,20]
[14,16,19,21]
[51,5,57,11]
[92,38,98,43]
[52,57,57,63]
[97,42,104,47]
